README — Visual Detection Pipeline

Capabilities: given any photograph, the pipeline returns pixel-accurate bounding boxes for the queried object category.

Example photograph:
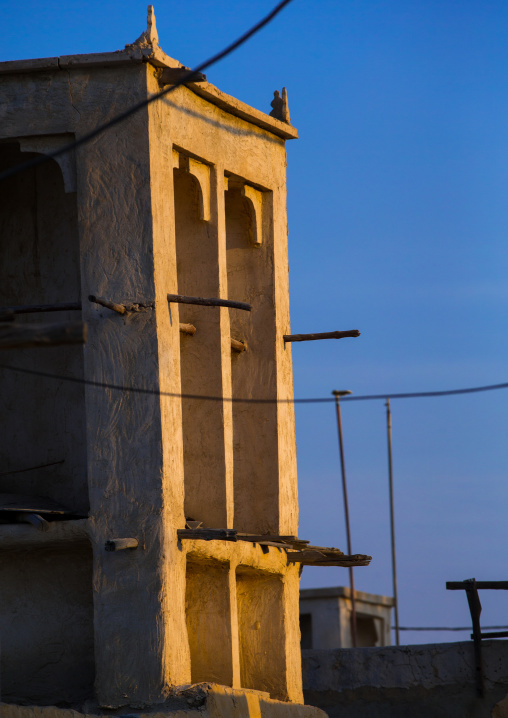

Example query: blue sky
[4,0,508,644]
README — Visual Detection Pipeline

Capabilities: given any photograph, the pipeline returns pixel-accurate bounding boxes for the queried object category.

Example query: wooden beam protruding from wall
[231,337,247,353]
[167,294,251,311]
[179,323,197,336]
[284,330,361,343]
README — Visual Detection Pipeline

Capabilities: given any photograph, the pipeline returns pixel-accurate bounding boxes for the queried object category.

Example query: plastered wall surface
[0,61,188,707]
[303,640,508,718]
[0,16,303,710]
[0,684,326,718]
[148,71,299,537]
[0,545,94,705]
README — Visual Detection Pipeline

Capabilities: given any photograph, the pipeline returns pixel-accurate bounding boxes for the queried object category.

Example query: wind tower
[0,7,368,717]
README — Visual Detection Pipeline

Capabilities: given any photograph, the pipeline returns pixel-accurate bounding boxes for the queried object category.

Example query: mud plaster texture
[0,10,308,713]
[303,640,508,718]
[0,685,326,718]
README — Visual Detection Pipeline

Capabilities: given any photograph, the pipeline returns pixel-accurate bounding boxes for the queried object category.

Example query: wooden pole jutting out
[0,321,87,350]
[89,295,127,315]
[159,67,207,85]
[231,337,247,352]
[179,323,197,335]
[0,302,81,315]
[332,389,358,648]
[386,398,400,646]
[105,538,139,552]
[89,295,154,315]
[167,293,251,312]
[284,330,360,343]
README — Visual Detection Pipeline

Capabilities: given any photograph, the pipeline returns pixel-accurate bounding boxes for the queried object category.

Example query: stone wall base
[1,684,327,718]
[303,640,508,718]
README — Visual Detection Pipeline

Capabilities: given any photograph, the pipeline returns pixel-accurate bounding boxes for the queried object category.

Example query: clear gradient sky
[3,0,508,645]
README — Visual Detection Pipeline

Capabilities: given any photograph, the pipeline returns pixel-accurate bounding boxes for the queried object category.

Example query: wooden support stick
[160,67,207,84]
[167,293,251,312]
[284,330,360,343]
[105,538,139,552]
[231,337,247,352]
[179,323,197,335]
[89,296,154,314]
[0,321,87,350]
[0,302,81,315]
[88,295,127,315]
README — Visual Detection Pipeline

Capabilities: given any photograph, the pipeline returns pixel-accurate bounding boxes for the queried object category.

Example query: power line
[0,0,294,185]
[340,382,508,402]
[1,363,508,405]
[397,626,508,632]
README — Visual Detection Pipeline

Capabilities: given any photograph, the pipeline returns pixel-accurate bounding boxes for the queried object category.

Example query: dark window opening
[300,613,313,649]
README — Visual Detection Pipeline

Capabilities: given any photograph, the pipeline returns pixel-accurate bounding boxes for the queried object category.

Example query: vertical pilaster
[228,560,242,689]
[215,165,235,529]
[79,66,178,706]
[282,566,305,703]
[149,80,191,689]
[271,181,299,536]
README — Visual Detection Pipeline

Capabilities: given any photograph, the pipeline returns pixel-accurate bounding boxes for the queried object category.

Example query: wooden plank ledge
[287,548,372,567]
[178,528,238,542]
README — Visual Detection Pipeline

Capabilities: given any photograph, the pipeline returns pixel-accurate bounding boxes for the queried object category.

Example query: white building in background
[300,587,394,649]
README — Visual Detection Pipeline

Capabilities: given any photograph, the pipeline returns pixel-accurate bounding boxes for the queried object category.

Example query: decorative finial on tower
[146,5,159,46]
[127,5,159,49]
[269,87,291,124]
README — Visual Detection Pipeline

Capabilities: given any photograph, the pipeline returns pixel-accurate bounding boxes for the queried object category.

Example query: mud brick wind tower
[0,8,356,717]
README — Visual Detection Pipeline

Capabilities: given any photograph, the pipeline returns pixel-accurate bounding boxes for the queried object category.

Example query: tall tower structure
[0,8,363,717]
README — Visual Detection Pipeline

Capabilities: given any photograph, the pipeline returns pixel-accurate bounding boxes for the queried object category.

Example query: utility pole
[386,397,400,646]
[332,389,357,648]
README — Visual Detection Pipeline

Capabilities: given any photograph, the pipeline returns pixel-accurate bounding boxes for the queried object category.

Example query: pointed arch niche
[225,176,279,534]
[0,140,88,515]
[173,152,229,528]
[0,139,94,704]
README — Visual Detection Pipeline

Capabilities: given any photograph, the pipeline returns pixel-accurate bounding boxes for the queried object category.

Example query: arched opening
[225,181,278,533]
[0,140,93,705]
[174,165,228,527]
[0,141,88,514]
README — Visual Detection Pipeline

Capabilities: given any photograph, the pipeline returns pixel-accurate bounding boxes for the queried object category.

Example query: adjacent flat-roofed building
[300,587,394,649]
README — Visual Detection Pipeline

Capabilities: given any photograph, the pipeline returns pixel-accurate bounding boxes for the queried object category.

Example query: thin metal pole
[333,393,357,647]
[386,397,400,646]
